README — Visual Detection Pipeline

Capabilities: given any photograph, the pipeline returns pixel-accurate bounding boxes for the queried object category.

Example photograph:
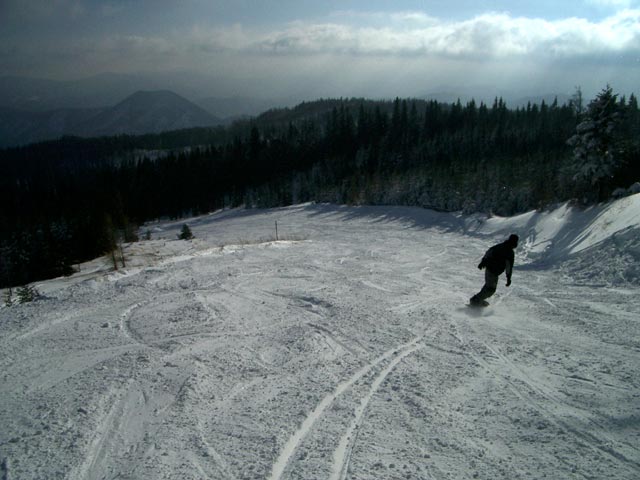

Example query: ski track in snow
[329,342,424,480]
[452,323,640,476]
[70,382,137,480]
[120,302,147,345]
[1,201,640,479]
[268,336,424,480]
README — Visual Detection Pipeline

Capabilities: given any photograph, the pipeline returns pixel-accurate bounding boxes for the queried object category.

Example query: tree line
[1,86,638,288]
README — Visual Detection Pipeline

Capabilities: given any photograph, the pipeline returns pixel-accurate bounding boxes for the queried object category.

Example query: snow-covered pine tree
[17,285,39,304]
[567,85,622,201]
[178,224,194,240]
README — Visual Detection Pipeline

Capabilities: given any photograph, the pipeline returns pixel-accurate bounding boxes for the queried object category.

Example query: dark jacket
[478,240,515,278]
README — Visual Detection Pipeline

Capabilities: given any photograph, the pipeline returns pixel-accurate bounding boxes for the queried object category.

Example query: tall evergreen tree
[568,85,622,201]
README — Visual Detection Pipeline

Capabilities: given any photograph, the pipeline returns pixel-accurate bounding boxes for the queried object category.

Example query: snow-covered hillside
[1,197,639,479]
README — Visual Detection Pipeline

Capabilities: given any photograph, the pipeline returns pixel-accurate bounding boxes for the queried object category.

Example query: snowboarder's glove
[506,278,512,287]
[478,261,485,270]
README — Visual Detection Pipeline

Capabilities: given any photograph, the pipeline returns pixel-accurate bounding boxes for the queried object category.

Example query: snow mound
[466,193,640,285]
[561,226,640,285]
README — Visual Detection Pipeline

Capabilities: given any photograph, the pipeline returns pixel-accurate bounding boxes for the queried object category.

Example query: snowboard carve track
[14,307,87,341]
[121,302,146,345]
[195,423,238,480]
[330,343,423,480]
[120,299,168,347]
[307,322,363,357]
[481,341,640,471]
[26,345,138,394]
[70,369,197,478]
[69,384,133,480]
[454,324,640,475]
[267,337,422,480]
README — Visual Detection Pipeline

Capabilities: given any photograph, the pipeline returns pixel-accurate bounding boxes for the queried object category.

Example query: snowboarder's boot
[469,296,489,307]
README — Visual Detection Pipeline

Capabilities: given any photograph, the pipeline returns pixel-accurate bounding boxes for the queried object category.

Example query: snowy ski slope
[1,196,639,479]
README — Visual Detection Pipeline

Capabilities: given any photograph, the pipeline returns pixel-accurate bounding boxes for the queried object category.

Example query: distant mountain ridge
[0,90,221,147]
[0,79,581,148]
[0,74,291,117]
[74,90,220,137]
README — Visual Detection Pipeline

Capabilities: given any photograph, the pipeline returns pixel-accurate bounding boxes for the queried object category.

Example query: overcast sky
[1,0,638,100]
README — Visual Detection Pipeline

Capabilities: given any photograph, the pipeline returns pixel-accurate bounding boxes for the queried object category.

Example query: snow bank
[464,193,640,285]
[5,195,640,302]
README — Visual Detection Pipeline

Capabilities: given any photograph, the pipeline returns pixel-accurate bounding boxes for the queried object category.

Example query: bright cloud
[1,6,637,99]
[241,10,640,59]
[51,9,635,61]
[4,8,640,65]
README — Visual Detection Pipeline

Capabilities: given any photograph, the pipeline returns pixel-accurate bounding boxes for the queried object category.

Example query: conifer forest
[1,87,639,288]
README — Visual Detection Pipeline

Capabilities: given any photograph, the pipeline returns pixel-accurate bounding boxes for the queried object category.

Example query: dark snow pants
[474,269,499,302]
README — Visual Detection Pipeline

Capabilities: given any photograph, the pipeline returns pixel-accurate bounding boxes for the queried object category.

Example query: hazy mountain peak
[0,89,222,147]
[122,89,188,102]
[75,90,221,137]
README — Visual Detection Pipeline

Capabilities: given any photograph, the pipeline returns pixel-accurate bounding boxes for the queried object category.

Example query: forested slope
[1,87,638,288]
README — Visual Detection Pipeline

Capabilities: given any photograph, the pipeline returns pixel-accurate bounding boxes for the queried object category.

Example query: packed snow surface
[1,197,640,479]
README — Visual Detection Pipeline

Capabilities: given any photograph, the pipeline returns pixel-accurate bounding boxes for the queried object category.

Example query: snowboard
[467,300,489,308]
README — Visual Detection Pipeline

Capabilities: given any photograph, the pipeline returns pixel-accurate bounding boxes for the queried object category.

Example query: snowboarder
[470,234,519,306]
